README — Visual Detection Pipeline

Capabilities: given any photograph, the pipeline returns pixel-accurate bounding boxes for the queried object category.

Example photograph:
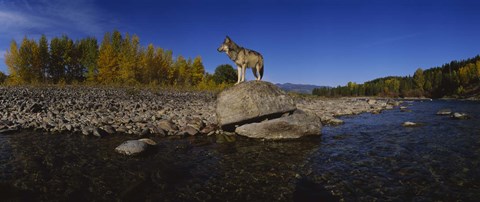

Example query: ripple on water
[314,100,480,201]
[1,100,480,201]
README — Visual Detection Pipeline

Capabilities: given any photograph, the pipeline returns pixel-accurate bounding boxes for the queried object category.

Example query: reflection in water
[1,131,323,201]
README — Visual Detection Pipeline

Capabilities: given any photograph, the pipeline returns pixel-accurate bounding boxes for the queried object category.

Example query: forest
[2,30,237,89]
[313,55,480,98]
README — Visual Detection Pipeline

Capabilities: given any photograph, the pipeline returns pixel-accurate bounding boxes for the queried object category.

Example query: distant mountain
[276,83,329,94]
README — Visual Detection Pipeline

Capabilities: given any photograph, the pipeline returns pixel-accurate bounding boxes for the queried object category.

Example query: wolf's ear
[225,36,231,42]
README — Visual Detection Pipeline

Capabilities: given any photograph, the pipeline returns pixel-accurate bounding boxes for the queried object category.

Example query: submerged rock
[437,109,452,115]
[451,112,470,120]
[235,110,321,139]
[138,138,157,145]
[216,81,296,131]
[115,138,157,155]
[402,121,422,127]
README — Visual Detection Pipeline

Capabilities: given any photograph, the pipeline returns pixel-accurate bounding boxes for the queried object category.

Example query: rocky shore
[0,86,217,137]
[0,86,398,137]
[296,96,400,125]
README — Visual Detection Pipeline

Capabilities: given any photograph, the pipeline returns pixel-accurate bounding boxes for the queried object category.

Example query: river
[0,100,479,201]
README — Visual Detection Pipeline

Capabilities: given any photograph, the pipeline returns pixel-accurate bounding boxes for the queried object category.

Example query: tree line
[313,55,480,98]
[3,30,237,89]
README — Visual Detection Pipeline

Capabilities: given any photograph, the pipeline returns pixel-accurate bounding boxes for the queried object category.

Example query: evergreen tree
[413,68,425,92]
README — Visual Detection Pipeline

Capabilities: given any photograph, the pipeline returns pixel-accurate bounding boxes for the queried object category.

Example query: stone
[182,125,199,136]
[235,110,321,139]
[367,99,377,105]
[402,121,421,127]
[451,112,470,120]
[326,118,344,125]
[138,138,157,145]
[200,124,217,135]
[115,140,148,155]
[81,126,92,136]
[102,125,116,134]
[92,127,108,137]
[157,119,178,132]
[28,103,43,113]
[437,109,452,115]
[152,127,167,136]
[140,128,150,137]
[387,100,401,106]
[186,117,205,131]
[216,81,296,131]
[116,125,127,133]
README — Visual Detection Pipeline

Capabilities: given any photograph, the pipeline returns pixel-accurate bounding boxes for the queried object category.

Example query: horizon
[1,0,479,86]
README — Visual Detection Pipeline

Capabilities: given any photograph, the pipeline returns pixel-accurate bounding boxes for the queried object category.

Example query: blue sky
[1,0,479,86]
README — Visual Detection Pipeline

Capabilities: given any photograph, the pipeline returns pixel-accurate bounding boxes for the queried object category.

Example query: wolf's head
[217,36,233,53]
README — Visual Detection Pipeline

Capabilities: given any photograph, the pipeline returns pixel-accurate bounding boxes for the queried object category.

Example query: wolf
[217,36,264,84]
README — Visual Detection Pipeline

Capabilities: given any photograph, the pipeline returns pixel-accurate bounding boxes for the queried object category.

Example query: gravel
[0,86,399,137]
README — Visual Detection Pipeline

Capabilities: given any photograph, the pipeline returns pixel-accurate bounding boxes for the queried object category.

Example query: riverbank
[0,86,399,136]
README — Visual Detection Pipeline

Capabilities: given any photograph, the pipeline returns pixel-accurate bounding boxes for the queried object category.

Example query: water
[1,100,479,201]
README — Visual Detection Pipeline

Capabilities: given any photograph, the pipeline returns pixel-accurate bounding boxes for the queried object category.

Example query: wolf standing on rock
[217,36,264,84]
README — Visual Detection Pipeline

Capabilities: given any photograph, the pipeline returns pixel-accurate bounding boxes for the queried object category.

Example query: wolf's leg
[241,65,246,82]
[236,66,241,85]
[255,64,262,81]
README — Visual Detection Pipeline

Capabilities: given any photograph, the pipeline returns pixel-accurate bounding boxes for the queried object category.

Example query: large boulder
[216,81,296,131]
[235,110,322,139]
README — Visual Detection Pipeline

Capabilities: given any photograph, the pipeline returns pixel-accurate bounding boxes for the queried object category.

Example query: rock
[402,121,421,127]
[451,112,470,120]
[152,127,167,136]
[235,110,321,139]
[65,124,73,131]
[216,81,296,131]
[367,99,377,105]
[387,100,401,106]
[186,117,205,131]
[140,128,150,137]
[102,125,116,134]
[116,125,128,133]
[138,138,157,145]
[28,103,43,113]
[92,127,108,137]
[157,120,178,132]
[182,125,199,136]
[200,124,217,135]
[115,140,148,155]
[326,118,344,125]
[81,126,92,136]
[437,109,452,115]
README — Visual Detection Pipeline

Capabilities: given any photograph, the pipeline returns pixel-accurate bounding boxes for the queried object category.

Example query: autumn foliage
[3,30,233,90]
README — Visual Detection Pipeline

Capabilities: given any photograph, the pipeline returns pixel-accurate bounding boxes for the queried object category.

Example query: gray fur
[217,36,264,84]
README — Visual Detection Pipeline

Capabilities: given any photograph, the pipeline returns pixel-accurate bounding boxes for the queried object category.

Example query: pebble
[402,121,421,127]
[452,112,470,120]
[0,86,216,137]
